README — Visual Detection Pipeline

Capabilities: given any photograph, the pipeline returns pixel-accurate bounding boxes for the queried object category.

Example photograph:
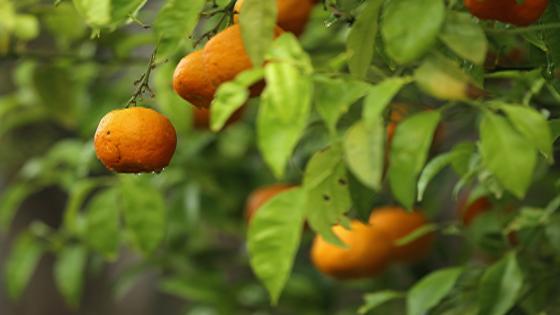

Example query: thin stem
[192,0,237,47]
[126,47,160,107]
[485,22,560,34]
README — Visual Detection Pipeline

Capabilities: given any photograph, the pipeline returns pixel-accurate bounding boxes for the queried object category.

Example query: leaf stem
[485,22,560,34]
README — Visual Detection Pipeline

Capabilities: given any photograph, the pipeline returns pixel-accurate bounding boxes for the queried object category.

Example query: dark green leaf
[344,120,384,190]
[0,183,33,230]
[304,145,351,246]
[439,12,487,64]
[417,143,475,201]
[4,233,43,299]
[54,245,87,308]
[314,76,371,133]
[389,111,441,209]
[358,290,404,314]
[84,188,120,259]
[346,0,383,78]
[550,118,560,141]
[153,0,206,57]
[479,112,537,198]
[239,0,277,66]
[407,267,463,315]
[381,0,445,64]
[120,177,166,254]
[258,62,312,178]
[210,68,264,131]
[248,187,305,305]
[478,252,523,315]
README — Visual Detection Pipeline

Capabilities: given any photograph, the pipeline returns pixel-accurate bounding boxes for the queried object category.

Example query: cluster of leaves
[1,0,560,314]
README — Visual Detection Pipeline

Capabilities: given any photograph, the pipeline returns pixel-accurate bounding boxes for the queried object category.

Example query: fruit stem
[126,47,160,107]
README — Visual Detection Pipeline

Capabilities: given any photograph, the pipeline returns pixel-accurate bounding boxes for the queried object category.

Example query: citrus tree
[1,0,560,314]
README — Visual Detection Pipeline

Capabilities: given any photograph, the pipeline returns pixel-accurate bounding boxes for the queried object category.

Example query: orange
[310,220,393,279]
[460,196,492,226]
[173,50,216,108]
[369,206,434,263]
[192,107,245,130]
[202,24,282,95]
[245,184,294,222]
[234,0,316,36]
[94,107,177,173]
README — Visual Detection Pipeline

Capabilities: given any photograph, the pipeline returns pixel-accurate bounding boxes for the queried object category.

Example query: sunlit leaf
[389,111,441,209]
[344,120,384,190]
[407,267,463,315]
[358,290,404,314]
[414,54,471,101]
[304,145,351,246]
[439,12,487,64]
[479,111,537,198]
[248,187,305,305]
[239,0,277,66]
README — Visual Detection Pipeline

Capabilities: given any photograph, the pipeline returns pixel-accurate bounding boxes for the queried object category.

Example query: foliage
[1,0,560,314]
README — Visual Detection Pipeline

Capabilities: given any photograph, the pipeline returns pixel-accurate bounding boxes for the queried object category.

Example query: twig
[326,3,355,25]
[126,47,163,107]
[191,0,237,47]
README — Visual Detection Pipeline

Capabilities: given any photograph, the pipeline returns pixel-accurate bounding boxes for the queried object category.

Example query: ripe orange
[310,220,393,279]
[369,206,434,263]
[234,0,316,36]
[173,50,216,108]
[202,24,282,95]
[192,107,245,130]
[460,196,492,226]
[245,184,294,222]
[94,107,177,173]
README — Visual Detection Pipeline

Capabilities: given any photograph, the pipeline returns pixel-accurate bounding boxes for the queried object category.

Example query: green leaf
[239,0,277,66]
[344,120,384,190]
[0,183,33,230]
[210,68,264,131]
[4,233,43,299]
[407,267,463,315]
[381,0,445,64]
[396,223,438,246]
[389,111,441,209]
[153,0,206,57]
[13,14,39,40]
[362,77,410,125]
[346,0,383,78]
[247,187,305,305]
[550,118,560,141]
[498,103,553,162]
[72,0,110,28]
[84,188,120,259]
[314,76,371,133]
[43,3,87,41]
[54,245,87,308]
[478,252,523,315]
[479,112,537,198]
[358,290,404,314]
[257,62,313,178]
[417,143,475,201]
[111,0,147,27]
[439,12,487,64]
[304,145,351,246]
[414,54,471,101]
[120,177,166,254]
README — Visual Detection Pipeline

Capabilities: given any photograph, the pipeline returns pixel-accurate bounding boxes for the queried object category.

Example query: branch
[126,47,165,107]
